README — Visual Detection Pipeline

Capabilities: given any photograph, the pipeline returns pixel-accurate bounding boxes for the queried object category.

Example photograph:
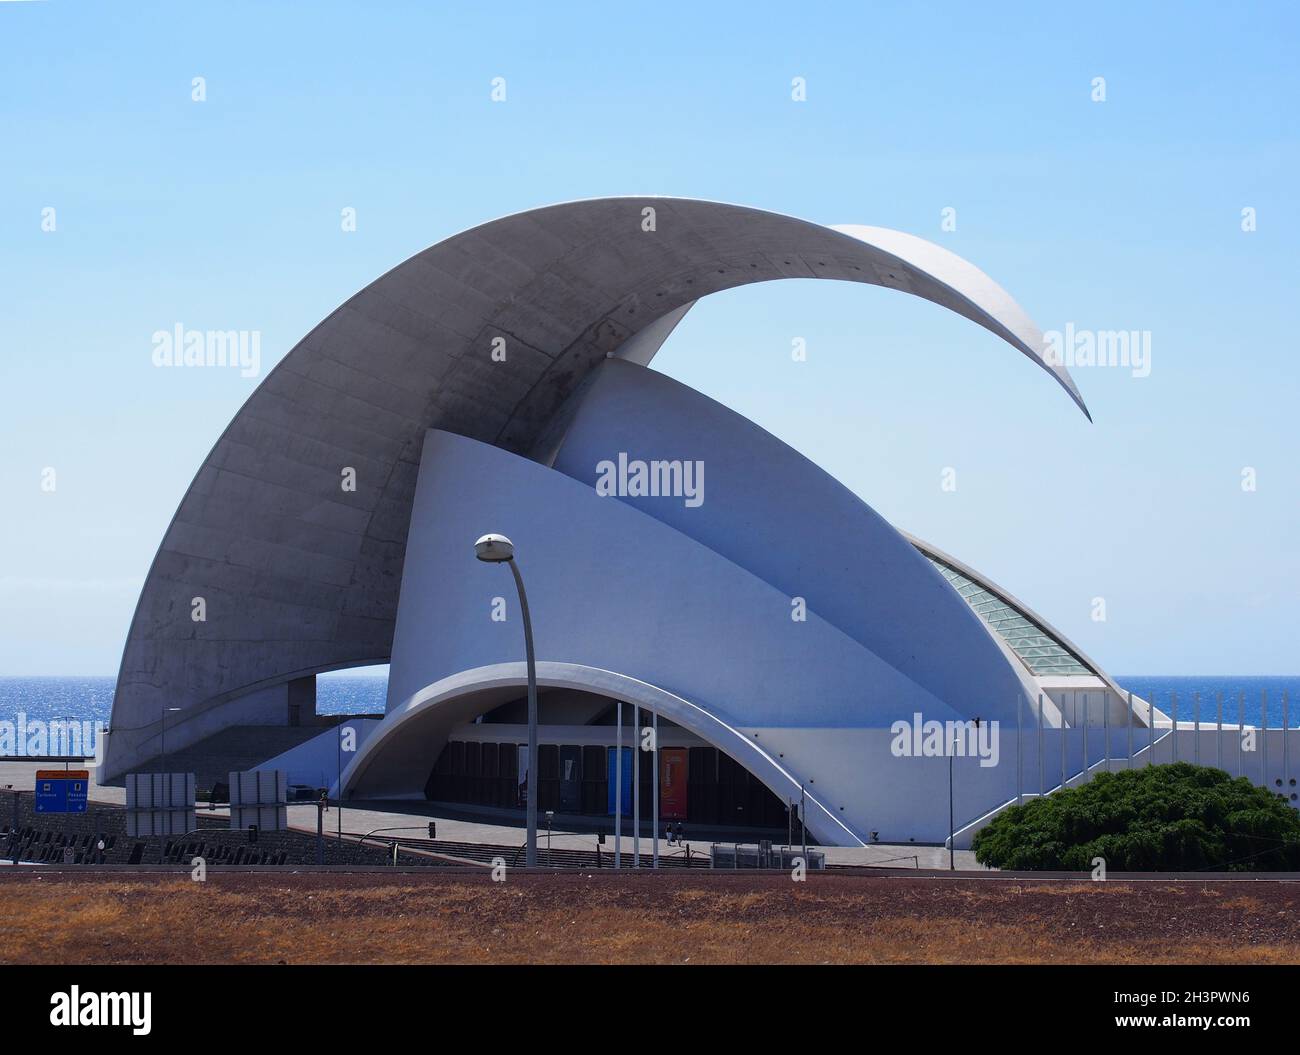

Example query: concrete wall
[101,682,290,781]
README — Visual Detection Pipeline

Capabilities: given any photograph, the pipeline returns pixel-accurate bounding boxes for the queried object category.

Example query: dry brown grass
[3,872,1300,965]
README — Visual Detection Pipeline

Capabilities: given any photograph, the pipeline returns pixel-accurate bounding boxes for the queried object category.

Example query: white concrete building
[106,197,1269,847]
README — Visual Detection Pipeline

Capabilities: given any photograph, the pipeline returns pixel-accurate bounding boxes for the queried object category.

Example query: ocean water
[1,675,1298,728]
[0,675,388,726]
[1114,676,1300,729]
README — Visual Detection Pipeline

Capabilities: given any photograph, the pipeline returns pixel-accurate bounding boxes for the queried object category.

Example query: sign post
[34,770,89,815]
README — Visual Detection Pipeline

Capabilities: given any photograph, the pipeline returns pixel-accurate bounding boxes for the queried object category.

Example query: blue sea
[1112,677,1300,728]
[0,675,388,726]
[1,675,1298,727]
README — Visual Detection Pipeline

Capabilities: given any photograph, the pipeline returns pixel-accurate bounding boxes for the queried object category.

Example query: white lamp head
[474,533,515,563]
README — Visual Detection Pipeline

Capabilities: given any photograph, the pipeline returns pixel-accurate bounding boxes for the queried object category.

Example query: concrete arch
[338,661,863,847]
[106,197,1088,779]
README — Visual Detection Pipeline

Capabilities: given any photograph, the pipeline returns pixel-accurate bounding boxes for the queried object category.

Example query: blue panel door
[606,747,632,816]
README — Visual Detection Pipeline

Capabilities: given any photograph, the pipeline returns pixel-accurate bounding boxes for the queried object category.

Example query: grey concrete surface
[286,800,984,869]
[0,760,981,868]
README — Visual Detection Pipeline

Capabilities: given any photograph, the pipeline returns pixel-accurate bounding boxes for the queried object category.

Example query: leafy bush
[971,762,1300,871]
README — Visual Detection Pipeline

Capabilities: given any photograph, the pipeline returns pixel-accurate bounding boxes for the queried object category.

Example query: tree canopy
[972,762,1300,871]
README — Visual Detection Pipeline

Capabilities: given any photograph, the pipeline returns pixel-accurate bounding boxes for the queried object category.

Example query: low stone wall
[0,791,449,867]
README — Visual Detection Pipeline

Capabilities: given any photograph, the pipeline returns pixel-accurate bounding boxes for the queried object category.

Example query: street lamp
[160,706,181,774]
[475,533,539,868]
[47,714,80,771]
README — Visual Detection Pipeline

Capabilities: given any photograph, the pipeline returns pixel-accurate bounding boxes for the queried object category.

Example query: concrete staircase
[948,727,1177,850]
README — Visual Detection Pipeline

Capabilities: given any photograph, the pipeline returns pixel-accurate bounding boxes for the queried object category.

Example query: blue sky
[1,0,1296,675]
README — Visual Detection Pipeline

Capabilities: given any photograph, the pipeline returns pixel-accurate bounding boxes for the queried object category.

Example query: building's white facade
[110,196,1273,847]
[343,359,1143,844]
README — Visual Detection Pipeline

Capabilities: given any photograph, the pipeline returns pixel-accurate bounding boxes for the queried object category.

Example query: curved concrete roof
[339,660,863,846]
[108,197,1088,770]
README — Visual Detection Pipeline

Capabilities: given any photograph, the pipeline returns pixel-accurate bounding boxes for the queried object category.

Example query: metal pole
[800,784,806,861]
[652,710,659,869]
[1217,691,1223,771]
[1194,691,1201,765]
[160,706,166,775]
[614,701,622,870]
[1171,691,1178,763]
[316,799,324,865]
[1237,691,1244,776]
[1148,690,1160,761]
[1261,690,1268,788]
[1016,694,1023,805]
[1126,690,1134,767]
[1104,689,1111,773]
[337,726,342,841]
[633,704,641,868]
[1037,691,1044,795]
[10,790,18,867]
[1060,699,1067,790]
[507,559,539,868]
[1083,694,1089,780]
[948,752,955,871]
[1284,690,1291,798]
[1279,686,1289,795]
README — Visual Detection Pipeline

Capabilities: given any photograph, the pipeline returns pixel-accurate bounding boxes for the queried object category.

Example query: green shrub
[971,762,1300,871]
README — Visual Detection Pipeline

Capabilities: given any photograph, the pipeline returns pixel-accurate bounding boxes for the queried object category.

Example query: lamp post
[947,753,954,871]
[8,788,23,868]
[47,714,79,771]
[160,706,180,774]
[475,533,539,868]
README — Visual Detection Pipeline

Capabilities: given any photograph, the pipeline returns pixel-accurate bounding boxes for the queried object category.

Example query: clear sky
[1,1,1296,676]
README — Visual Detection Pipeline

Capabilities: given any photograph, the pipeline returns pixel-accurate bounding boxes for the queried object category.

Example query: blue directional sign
[34,770,89,814]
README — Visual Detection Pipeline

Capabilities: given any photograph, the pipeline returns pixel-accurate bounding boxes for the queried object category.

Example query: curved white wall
[384,415,1030,842]
[388,430,962,729]
[547,359,1033,725]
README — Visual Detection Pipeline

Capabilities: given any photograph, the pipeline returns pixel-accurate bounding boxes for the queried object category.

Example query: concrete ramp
[255,720,382,791]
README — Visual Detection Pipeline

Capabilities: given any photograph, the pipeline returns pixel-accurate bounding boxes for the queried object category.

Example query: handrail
[949,725,1181,847]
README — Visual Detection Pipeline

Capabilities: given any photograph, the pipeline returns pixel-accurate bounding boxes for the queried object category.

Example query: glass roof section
[922,554,1093,676]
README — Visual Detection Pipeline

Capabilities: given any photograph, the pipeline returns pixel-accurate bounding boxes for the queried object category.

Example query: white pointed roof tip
[828,224,1091,422]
